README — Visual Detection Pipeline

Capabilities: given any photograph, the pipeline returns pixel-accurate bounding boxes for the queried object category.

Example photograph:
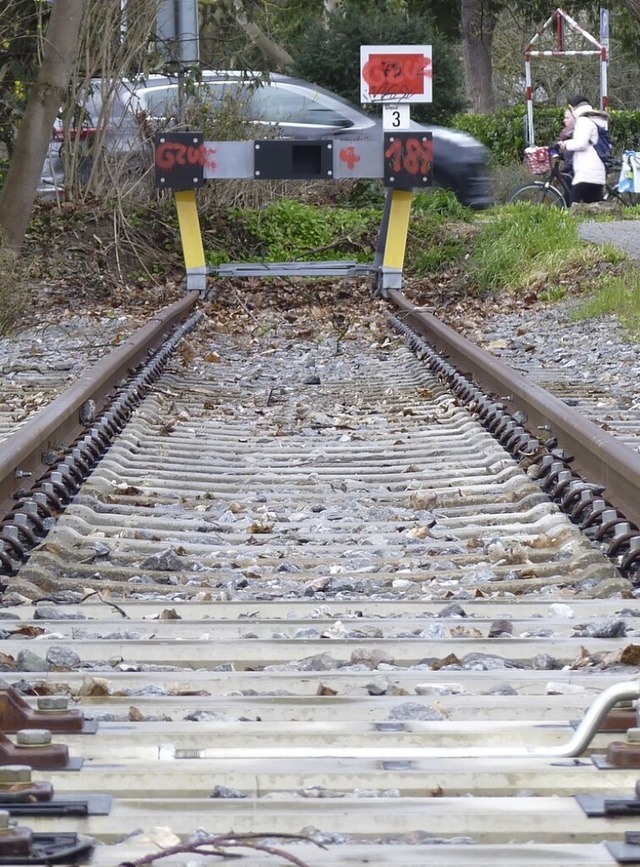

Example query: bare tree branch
[202,0,294,67]
[116,832,322,867]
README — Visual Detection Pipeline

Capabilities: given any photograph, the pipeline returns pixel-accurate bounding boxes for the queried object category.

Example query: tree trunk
[460,0,496,113]
[0,0,84,252]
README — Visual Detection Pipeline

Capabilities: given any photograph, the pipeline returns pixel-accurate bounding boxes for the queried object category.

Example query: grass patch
[409,237,466,275]
[405,191,475,276]
[572,267,640,338]
[467,202,626,293]
[228,199,381,263]
[412,188,473,220]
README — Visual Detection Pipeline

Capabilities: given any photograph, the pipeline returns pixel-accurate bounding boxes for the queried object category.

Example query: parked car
[40,71,493,208]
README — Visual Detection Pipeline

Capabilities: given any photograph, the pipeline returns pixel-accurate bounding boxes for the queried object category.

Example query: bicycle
[508,146,570,206]
[508,145,640,208]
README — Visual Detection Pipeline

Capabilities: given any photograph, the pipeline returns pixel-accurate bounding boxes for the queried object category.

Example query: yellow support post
[381,188,413,291]
[175,189,207,292]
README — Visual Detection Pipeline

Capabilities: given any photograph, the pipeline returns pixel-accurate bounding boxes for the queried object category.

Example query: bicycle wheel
[508,182,567,207]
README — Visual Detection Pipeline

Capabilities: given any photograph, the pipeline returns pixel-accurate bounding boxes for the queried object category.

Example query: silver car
[41,71,493,208]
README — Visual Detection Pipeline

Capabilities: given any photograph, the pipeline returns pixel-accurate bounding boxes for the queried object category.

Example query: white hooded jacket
[563,102,608,186]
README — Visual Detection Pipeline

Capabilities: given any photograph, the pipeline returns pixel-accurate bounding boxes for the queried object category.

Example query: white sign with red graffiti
[360,45,432,104]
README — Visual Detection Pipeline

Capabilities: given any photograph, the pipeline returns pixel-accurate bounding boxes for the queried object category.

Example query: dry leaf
[78,675,111,697]
[316,684,338,696]
[620,644,640,665]
[9,626,45,638]
[247,520,274,534]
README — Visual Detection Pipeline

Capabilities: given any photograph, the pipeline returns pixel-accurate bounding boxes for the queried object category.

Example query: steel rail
[0,292,199,516]
[388,291,640,530]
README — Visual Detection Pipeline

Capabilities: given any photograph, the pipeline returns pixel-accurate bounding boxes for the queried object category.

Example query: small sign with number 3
[383,104,410,130]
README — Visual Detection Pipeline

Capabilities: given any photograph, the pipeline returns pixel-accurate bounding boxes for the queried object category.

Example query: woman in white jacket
[558,94,609,204]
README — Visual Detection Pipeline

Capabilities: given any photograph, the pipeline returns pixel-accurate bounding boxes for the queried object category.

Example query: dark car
[41,71,493,208]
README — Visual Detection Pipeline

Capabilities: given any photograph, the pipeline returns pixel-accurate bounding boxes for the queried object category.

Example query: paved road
[580,220,640,261]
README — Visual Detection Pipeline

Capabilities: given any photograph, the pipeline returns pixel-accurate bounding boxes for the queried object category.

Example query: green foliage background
[286,3,465,125]
[454,107,640,164]
[0,1,48,158]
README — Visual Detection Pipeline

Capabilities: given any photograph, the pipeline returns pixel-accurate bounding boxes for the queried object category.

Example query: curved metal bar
[178,680,640,761]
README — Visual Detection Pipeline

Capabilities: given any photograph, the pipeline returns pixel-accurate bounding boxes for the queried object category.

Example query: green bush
[229,199,382,263]
[606,109,640,152]
[454,106,640,164]
[287,4,465,125]
[205,189,472,273]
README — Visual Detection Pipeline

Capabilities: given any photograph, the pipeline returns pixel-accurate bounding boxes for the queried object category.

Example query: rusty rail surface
[0,292,199,517]
[389,291,640,531]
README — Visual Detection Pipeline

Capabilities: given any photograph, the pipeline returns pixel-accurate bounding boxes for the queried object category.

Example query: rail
[0,292,199,517]
[388,291,640,531]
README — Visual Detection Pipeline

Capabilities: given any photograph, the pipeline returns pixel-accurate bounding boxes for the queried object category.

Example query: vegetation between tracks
[2,181,640,339]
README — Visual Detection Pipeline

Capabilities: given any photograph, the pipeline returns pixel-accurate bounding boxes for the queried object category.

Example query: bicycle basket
[524,146,551,175]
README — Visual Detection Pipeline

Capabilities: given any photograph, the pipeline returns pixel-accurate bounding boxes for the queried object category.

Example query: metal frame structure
[156,133,432,295]
[525,7,609,146]
[154,45,434,295]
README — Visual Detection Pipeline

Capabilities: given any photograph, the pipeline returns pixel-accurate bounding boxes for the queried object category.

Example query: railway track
[0,311,156,447]
[0,287,640,865]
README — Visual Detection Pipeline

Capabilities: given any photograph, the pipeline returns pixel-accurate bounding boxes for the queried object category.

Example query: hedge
[453,106,640,164]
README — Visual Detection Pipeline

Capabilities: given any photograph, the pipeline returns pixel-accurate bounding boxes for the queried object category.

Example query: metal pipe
[160,679,640,761]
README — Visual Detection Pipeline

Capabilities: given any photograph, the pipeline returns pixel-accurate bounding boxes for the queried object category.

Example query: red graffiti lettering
[156,141,211,171]
[384,137,432,175]
[339,145,361,170]
[363,54,432,96]
[156,142,184,170]
[203,146,217,171]
[187,145,201,165]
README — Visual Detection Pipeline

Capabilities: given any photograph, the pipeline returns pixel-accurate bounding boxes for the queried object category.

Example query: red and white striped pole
[600,8,609,110]
[525,55,533,146]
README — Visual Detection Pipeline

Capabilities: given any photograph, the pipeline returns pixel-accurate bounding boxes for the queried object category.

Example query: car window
[138,86,181,118]
[135,80,355,132]
[137,83,242,117]
[247,85,354,128]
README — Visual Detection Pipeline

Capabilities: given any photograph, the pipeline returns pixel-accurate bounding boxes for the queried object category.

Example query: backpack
[591,121,613,167]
